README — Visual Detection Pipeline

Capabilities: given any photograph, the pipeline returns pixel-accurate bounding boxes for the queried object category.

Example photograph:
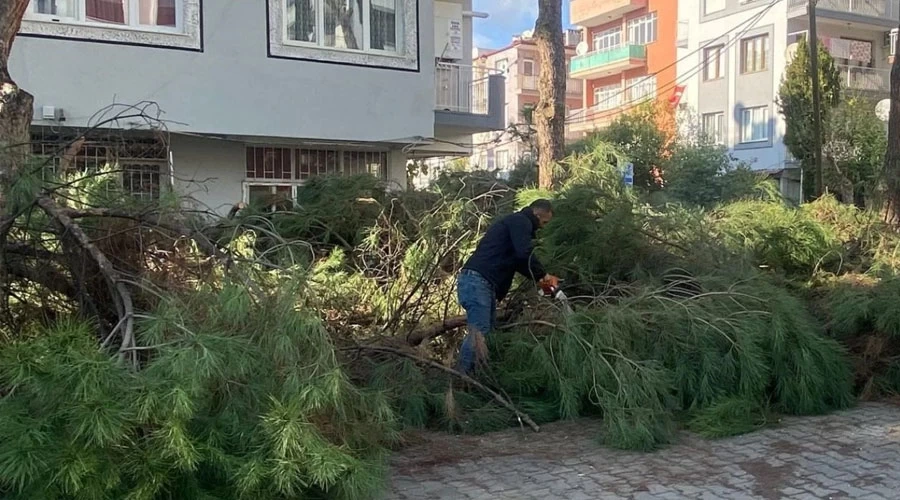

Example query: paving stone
[385,403,900,500]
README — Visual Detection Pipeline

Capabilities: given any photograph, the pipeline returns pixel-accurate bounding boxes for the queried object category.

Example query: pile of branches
[0,114,398,498]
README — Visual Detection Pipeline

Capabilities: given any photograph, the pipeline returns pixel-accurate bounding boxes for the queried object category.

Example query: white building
[677,0,897,200]
[12,0,505,213]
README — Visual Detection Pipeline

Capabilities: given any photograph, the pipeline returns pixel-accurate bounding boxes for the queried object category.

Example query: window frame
[594,83,623,111]
[703,44,726,81]
[704,0,726,15]
[268,0,418,70]
[522,58,535,77]
[626,12,657,46]
[739,106,769,144]
[281,0,403,56]
[243,145,389,209]
[740,34,769,74]
[701,112,726,145]
[26,0,184,34]
[628,75,656,103]
[592,27,621,53]
[21,0,200,50]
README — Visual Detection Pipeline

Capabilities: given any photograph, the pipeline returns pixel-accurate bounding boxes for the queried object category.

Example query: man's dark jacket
[462,207,547,301]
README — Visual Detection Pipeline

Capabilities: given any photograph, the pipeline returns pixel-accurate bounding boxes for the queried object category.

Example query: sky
[472,1,571,50]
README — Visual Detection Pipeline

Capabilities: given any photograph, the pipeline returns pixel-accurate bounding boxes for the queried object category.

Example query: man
[455,199,559,374]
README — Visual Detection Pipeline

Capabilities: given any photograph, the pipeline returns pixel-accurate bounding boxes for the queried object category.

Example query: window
[285,0,400,53]
[703,45,725,81]
[29,0,178,30]
[701,112,725,145]
[122,163,162,201]
[522,59,535,77]
[704,0,725,14]
[592,27,621,52]
[627,13,657,46]
[244,145,388,210]
[739,106,769,143]
[495,150,510,170]
[628,76,656,103]
[740,35,769,74]
[594,84,622,111]
[23,0,200,50]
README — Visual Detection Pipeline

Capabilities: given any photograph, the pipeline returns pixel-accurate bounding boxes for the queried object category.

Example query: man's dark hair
[529,199,553,213]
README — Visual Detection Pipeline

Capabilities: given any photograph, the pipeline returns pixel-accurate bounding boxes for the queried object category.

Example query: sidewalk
[386,402,900,499]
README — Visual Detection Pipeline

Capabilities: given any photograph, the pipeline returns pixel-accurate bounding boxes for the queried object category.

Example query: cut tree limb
[346,344,541,432]
[405,310,513,346]
[36,195,136,364]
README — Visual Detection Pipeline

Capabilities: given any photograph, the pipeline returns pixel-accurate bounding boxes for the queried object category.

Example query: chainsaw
[538,280,573,315]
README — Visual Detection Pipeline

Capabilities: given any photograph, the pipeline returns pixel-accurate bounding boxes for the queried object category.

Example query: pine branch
[36,195,136,365]
[345,344,541,432]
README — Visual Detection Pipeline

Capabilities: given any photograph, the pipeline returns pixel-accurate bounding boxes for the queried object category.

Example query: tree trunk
[0,0,34,193]
[884,24,900,223]
[533,0,565,190]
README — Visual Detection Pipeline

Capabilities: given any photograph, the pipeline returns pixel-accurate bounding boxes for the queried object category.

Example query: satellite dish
[876,99,891,122]
[576,41,588,56]
[785,43,799,64]
[521,29,534,39]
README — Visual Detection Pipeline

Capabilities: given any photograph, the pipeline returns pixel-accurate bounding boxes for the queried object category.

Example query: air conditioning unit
[564,29,582,47]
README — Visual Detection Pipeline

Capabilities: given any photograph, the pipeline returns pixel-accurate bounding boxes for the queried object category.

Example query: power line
[565,0,782,126]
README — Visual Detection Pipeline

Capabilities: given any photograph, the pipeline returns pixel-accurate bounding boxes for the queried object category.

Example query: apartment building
[677,0,897,198]
[566,0,679,136]
[468,30,585,177]
[12,0,506,214]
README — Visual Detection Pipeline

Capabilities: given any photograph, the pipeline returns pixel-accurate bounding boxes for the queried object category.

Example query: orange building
[567,0,678,136]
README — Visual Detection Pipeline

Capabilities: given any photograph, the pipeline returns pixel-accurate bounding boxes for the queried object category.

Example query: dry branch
[36,195,136,363]
[346,344,541,432]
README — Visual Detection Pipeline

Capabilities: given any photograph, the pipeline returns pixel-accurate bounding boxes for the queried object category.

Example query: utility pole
[808,0,824,198]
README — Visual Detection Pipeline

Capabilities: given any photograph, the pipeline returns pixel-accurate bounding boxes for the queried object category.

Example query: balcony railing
[435,62,500,115]
[838,65,890,92]
[519,75,583,94]
[788,0,899,20]
[570,44,647,76]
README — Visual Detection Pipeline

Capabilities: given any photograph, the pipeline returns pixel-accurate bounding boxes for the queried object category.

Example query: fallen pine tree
[2,130,900,498]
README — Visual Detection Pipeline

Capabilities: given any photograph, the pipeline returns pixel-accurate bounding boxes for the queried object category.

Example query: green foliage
[824,96,888,206]
[778,38,842,199]
[663,143,774,208]
[587,103,669,191]
[0,284,396,499]
[710,200,842,276]
[687,397,771,439]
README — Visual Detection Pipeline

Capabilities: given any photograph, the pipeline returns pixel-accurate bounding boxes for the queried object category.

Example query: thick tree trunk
[0,0,34,192]
[884,23,900,223]
[533,0,565,190]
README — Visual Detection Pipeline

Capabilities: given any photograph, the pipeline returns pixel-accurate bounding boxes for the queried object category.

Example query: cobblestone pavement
[385,402,900,499]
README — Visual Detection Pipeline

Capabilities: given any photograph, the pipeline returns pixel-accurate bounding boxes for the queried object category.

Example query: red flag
[669,85,686,108]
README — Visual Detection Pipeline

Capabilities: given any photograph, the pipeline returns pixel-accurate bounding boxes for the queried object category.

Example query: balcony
[434,62,506,135]
[519,75,584,95]
[570,0,647,27]
[788,0,900,29]
[837,65,890,93]
[569,44,647,79]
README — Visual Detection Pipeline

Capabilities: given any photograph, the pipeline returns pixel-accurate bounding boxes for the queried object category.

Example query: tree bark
[884,23,900,224]
[0,0,34,191]
[533,0,565,190]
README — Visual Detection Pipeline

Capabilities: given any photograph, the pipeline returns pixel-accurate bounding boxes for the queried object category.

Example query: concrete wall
[678,0,788,170]
[12,0,436,144]
[171,134,410,214]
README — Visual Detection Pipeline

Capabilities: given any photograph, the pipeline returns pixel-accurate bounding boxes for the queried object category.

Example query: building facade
[676,0,897,196]
[468,30,584,177]
[566,0,679,136]
[12,0,506,214]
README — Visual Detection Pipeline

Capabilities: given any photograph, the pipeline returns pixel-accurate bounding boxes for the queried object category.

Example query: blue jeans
[456,269,497,374]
